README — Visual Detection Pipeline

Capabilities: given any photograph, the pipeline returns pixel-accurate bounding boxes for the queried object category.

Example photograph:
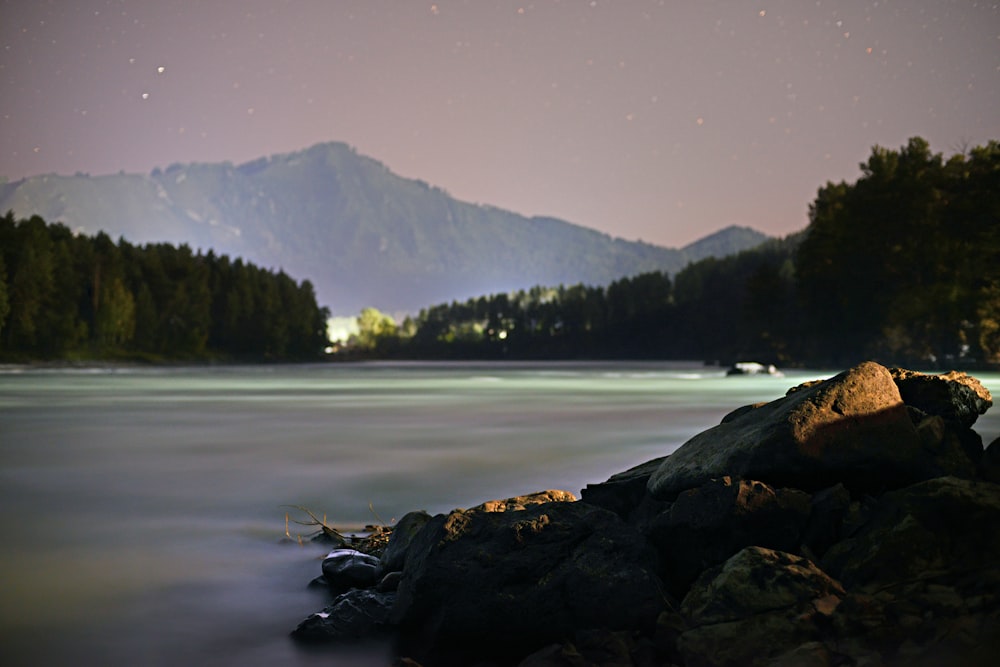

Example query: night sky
[1,0,997,247]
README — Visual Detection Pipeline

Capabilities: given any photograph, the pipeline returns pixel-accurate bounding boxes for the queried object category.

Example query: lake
[1,362,997,666]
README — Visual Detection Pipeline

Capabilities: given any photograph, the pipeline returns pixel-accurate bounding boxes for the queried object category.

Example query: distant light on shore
[327,316,360,344]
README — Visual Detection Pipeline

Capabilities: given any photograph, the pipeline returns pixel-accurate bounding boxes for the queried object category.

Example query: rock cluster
[292,362,1000,666]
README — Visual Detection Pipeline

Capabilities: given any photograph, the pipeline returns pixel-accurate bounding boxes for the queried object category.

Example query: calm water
[1,362,997,666]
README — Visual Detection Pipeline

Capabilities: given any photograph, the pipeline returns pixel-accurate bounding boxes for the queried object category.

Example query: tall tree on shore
[0,213,330,361]
[0,253,9,336]
[796,137,1000,366]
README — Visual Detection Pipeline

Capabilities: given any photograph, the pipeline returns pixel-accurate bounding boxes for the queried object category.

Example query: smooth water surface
[1,362,997,666]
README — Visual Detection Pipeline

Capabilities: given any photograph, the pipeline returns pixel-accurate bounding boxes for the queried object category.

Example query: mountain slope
[681,225,771,263]
[1,142,770,314]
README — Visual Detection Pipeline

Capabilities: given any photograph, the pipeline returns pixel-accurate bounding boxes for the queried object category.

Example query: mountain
[0,142,770,315]
[680,226,771,263]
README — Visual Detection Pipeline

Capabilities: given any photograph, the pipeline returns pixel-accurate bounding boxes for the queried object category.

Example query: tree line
[0,212,330,361]
[352,138,1000,369]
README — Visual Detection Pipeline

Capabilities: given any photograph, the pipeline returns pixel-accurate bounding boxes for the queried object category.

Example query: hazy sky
[1,1,997,247]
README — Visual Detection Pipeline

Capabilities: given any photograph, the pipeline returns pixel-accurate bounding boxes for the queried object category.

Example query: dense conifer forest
[2,137,997,367]
[351,138,1000,369]
[0,212,330,362]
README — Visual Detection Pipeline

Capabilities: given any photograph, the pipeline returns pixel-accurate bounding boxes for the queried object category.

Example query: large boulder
[648,362,936,500]
[390,499,666,665]
[889,367,993,429]
[677,546,845,667]
[646,477,811,597]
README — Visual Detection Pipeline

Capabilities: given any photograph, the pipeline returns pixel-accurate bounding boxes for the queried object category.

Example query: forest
[1,137,997,367]
[0,212,330,362]
[350,138,1000,369]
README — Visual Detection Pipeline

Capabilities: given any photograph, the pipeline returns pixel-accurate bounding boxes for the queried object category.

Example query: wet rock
[321,549,380,593]
[646,476,811,597]
[889,367,993,429]
[648,362,932,500]
[391,499,665,666]
[292,588,395,641]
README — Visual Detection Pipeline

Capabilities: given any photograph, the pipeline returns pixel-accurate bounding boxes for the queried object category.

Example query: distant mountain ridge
[0,142,770,314]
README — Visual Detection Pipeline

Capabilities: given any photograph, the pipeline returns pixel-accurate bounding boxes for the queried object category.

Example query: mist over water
[1,362,997,666]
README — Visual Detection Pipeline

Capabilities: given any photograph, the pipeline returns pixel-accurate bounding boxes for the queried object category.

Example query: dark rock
[827,584,1000,666]
[801,483,852,558]
[321,549,381,593]
[720,401,769,423]
[980,436,1000,483]
[819,476,1000,666]
[376,510,433,578]
[914,413,982,477]
[648,362,933,500]
[377,570,402,592]
[889,367,993,429]
[646,476,811,597]
[292,588,395,641]
[581,456,668,519]
[821,476,1000,591]
[677,546,845,667]
[516,629,654,667]
[390,499,666,666]
[764,641,832,667]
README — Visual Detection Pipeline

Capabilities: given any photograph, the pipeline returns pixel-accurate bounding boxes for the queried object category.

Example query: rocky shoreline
[290,362,1000,666]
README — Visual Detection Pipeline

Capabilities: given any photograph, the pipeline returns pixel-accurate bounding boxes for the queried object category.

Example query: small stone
[292,588,396,641]
[321,549,380,593]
